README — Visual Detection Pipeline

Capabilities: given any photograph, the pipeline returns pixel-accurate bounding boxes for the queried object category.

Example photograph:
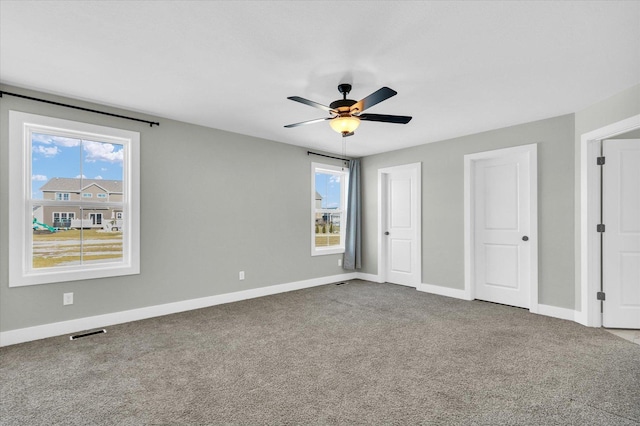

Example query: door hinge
[597,156,605,166]
[597,291,606,301]
[597,224,605,233]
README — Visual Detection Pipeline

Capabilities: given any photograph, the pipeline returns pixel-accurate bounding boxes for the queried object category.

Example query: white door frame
[464,144,538,311]
[377,163,422,286]
[577,114,640,327]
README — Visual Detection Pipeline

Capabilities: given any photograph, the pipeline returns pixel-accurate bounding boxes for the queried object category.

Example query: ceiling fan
[285,84,412,137]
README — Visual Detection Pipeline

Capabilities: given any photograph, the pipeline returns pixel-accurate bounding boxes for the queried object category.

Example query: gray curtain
[343,159,361,270]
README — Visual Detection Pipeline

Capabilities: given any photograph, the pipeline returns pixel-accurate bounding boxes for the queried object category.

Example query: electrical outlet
[239,271,245,281]
[338,258,342,266]
[63,292,73,305]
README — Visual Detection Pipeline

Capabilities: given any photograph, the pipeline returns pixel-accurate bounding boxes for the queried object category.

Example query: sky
[31,132,123,199]
[315,172,341,209]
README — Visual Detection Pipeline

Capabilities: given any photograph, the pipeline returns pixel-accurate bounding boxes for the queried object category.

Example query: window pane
[32,205,123,268]
[31,134,124,201]
[30,135,125,269]
[314,212,342,247]
[33,210,81,269]
[315,171,342,209]
[311,163,348,255]
[80,139,124,199]
[32,133,82,200]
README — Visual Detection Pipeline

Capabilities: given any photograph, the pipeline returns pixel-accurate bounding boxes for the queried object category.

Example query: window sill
[312,247,345,257]
[10,262,140,287]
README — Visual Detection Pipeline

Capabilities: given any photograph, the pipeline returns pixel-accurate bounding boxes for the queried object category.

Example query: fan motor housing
[330,99,356,110]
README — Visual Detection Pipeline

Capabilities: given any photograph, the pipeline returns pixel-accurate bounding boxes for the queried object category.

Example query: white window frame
[97,193,107,199]
[55,192,70,201]
[9,111,140,287]
[116,212,123,219]
[311,162,348,256]
[82,193,93,198]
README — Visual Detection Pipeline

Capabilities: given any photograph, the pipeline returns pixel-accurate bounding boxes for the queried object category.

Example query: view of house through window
[31,132,125,269]
[9,111,140,287]
[312,163,348,255]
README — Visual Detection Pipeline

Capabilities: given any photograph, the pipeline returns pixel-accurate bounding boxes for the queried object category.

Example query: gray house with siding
[38,177,123,228]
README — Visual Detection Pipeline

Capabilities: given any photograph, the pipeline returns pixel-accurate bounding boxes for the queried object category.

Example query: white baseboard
[418,283,472,300]
[418,283,578,323]
[355,273,384,283]
[573,309,589,326]
[0,274,587,347]
[536,303,576,322]
[0,273,357,347]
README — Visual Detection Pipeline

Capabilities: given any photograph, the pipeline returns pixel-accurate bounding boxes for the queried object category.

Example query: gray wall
[2,83,638,333]
[573,84,640,310]
[360,115,576,309]
[0,85,346,332]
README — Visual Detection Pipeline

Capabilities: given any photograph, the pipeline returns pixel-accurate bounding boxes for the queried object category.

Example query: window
[116,212,123,219]
[52,212,75,220]
[9,111,140,287]
[311,162,348,256]
[52,212,75,228]
[97,193,107,199]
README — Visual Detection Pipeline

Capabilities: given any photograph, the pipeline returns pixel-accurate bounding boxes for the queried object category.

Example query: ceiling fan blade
[287,96,336,113]
[350,87,397,114]
[359,113,412,124]
[284,117,331,128]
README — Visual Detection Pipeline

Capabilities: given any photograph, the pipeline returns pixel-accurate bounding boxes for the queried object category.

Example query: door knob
[384,232,390,235]
[522,236,529,241]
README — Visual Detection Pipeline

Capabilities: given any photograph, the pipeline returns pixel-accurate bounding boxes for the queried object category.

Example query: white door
[89,213,102,225]
[603,139,640,328]
[380,164,421,287]
[473,149,534,309]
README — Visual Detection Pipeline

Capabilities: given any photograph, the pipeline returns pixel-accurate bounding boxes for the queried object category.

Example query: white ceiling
[1,1,639,157]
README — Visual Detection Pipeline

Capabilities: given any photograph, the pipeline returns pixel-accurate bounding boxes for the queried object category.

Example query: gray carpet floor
[1,280,639,425]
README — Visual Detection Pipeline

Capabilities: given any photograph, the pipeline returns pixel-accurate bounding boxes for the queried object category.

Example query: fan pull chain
[342,138,347,170]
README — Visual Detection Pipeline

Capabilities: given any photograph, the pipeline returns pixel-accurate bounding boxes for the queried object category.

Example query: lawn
[32,229,123,268]
[315,234,341,247]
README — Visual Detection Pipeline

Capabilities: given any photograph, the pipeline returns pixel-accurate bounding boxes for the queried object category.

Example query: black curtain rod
[0,90,160,127]
[307,151,350,163]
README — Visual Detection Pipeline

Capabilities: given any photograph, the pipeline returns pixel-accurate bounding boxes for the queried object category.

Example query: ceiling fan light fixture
[285,84,411,134]
[330,114,360,135]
